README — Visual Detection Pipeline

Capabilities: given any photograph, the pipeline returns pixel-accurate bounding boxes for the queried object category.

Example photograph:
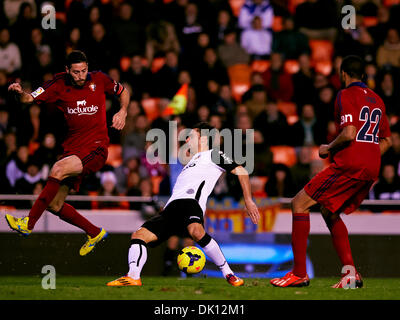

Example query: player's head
[187,122,217,152]
[340,55,365,86]
[65,50,89,87]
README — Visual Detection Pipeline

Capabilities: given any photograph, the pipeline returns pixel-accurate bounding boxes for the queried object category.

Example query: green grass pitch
[1,276,400,300]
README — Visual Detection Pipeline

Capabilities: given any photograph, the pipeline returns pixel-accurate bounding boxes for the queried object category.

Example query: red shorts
[60,146,108,192]
[304,165,374,214]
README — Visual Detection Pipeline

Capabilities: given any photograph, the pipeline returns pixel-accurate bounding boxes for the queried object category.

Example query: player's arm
[111,86,129,130]
[319,125,357,158]
[379,136,392,155]
[231,166,260,225]
[8,82,34,104]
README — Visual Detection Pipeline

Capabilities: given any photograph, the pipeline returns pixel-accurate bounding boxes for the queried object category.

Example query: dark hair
[193,122,217,149]
[65,50,88,68]
[340,55,365,80]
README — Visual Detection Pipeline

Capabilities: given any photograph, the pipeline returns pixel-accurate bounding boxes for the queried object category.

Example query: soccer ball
[177,246,206,274]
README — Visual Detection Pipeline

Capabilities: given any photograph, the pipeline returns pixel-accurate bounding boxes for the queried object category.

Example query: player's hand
[8,82,23,94]
[319,144,330,159]
[111,109,127,130]
[245,199,260,224]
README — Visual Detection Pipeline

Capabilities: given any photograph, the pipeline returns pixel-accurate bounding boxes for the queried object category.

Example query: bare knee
[187,223,205,242]
[131,227,157,244]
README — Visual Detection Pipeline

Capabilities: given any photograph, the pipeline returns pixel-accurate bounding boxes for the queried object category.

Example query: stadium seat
[120,56,131,72]
[309,40,334,62]
[272,16,283,32]
[151,175,163,195]
[362,16,378,27]
[228,64,252,102]
[383,0,400,6]
[151,57,166,73]
[270,146,297,167]
[28,141,40,155]
[251,60,270,73]
[277,101,298,124]
[141,98,160,121]
[284,59,300,74]
[229,0,245,17]
[314,60,333,76]
[106,144,122,167]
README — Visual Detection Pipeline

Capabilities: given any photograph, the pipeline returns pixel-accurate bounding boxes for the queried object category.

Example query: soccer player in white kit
[107,122,260,287]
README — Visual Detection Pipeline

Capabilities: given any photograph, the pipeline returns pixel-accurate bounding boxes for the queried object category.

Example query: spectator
[272,16,310,60]
[376,72,400,119]
[32,132,59,170]
[122,55,153,101]
[0,107,12,139]
[265,163,296,198]
[382,129,400,175]
[292,53,317,106]
[238,0,274,30]
[97,171,122,209]
[178,2,204,56]
[262,52,294,102]
[314,85,336,126]
[244,84,268,121]
[368,6,391,49]
[65,27,84,55]
[240,16,273,60]
[212,9,237,45]
[123,114,149,161]
[291,146,313,191]
[253,99,290,146]
[111,2,145,56]
[376,28,400,68]
[153,50,182,98]
[252,130,273,176]
[16,104,46,146]
[145,20,180,67]
[84,22,116,71]
[6,145,29,189]
[290,104,327,146]
[217,29,250,68]
[115,156,149,195]
[371,164,400,200]
[0,27,22,75]
[15,159,44,194]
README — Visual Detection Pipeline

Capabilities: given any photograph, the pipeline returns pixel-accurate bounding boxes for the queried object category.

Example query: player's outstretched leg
[189,223,243,286]
[107,228,156,287]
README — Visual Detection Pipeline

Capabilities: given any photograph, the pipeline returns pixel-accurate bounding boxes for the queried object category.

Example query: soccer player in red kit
[270,55,392,288]
[5,51,130,255]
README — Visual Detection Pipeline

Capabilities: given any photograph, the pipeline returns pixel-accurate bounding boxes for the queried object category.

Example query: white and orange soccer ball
[177,246,206,274]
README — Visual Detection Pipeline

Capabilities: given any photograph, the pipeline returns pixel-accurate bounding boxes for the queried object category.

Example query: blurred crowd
[1,0,400,210]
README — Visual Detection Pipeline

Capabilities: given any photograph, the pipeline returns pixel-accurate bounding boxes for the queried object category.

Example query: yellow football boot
[107,276,142,287]
[79,228,108,256]
[5,214,32,237]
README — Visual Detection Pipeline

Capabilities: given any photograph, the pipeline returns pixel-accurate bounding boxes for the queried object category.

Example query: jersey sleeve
[98,71,124,96]
[30,80,59,105]
[211,148,240,173]
[336,90,357,129]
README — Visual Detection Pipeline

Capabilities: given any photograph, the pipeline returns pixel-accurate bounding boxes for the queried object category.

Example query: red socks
[291,213,310,278]
[28,177,61,230]
[328,216,355,267]
[58,203,101,238]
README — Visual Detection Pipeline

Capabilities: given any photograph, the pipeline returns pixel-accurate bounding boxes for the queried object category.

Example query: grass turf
[1,276,400,300]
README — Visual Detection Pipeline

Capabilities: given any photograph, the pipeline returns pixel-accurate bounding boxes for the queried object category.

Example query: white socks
[127,241,147,280]
[201,238,233,277]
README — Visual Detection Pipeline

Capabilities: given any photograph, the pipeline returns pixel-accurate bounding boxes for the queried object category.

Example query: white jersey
[165,149,238,214]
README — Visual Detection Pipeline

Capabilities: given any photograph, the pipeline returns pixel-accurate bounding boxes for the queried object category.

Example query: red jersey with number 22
[30,71,124,155]
[333,81,391,181]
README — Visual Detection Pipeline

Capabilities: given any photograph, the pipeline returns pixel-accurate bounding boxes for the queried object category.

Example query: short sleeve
[31,80,59,105]
[98,71,124,96]
[211,148,240,173]
[336,90,356,129]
